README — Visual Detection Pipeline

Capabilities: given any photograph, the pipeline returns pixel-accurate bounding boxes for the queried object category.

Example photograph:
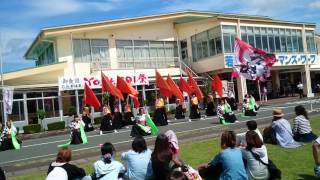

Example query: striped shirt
[293,115,312,135]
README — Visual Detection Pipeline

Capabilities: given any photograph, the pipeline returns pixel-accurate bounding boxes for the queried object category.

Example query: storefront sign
[224,54,318,67]
[58,73,149,91]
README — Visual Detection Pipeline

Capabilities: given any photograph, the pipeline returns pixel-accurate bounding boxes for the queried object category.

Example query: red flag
[187,71,204,100]
[101,72,124,101]
[83,83,101,109]
[212,74,223,97]
[233,37,276,81]
[167,75,184,102]
[129,94,140,108]
[179,77,192,95]
[116,76,138,96]
[155,70,172,97]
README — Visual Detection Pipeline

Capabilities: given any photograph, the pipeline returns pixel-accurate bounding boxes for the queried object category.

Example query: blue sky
[1,0,320,72]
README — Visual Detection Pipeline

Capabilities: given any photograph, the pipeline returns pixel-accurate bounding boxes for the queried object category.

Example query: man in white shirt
[297,82,304,98]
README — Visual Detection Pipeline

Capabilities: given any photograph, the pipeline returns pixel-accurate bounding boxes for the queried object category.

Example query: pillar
[58,91,63,121]
[302,65,313,97]
[108,37,118,69]
[75,90,80,115]
[237,76,247,102]
[23,93,28,125]
[272,70,280,97]
[142,85,146,106]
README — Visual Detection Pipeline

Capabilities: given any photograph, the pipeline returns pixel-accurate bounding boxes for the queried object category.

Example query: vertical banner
[3,87,14,114]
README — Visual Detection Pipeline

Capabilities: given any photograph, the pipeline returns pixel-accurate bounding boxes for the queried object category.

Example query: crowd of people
[44,102,320,180]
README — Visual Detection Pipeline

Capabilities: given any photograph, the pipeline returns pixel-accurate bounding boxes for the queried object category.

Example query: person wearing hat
[82,107,94,132]
[271,108,302,148]
[175,99,185,120]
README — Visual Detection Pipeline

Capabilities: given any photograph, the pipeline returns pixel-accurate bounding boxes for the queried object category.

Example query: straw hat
[273,108,284,117]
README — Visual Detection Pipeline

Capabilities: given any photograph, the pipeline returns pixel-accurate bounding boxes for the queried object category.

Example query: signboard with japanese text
[224,54,318,68]
[58,73,149,91]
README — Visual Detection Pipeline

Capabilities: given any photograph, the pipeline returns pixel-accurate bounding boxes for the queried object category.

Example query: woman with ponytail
[93,142,125,180]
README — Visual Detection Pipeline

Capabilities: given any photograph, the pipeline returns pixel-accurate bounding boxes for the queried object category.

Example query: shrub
[47,121,65,131]
[23,124,41,134]
[94,117,102,125]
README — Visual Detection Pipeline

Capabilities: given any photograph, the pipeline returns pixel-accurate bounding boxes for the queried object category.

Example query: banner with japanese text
[59,73,149,91]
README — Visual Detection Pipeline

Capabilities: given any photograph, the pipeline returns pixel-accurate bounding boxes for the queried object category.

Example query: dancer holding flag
[216,99,236,124]
[70,115,88,145]
[154,70,170,126]
[0,120,20,151]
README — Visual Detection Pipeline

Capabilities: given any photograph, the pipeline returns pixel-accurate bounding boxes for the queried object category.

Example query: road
[1,98,319,170]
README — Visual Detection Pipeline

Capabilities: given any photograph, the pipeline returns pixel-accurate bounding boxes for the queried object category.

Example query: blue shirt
[209,147,248,180]
[121,149,152,180]
[94,158,125,180]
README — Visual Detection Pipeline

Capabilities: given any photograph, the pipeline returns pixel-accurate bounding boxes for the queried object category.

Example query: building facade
[2,10,318,129]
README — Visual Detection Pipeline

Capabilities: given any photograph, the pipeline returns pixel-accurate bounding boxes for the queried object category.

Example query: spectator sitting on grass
[237,120,263,147]
[46,147,86,180]
[121,136,152,180]
[92,142,125,180]
[151,133,183,180]
[271,109,302,148]
[198,131,248,180]
[313,136,320,177]
[241,131,269,180]
[293,105,318,142]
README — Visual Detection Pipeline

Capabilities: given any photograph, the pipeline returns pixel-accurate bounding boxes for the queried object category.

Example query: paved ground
[2,97,320,176]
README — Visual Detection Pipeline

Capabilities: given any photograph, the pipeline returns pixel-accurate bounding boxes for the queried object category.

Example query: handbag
[249,150,281,180]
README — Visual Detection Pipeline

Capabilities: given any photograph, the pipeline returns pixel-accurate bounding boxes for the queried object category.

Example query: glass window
[275,36,281,52]
[215,37,222,54]
[268,36,275,52]
[262,35,268,51]
[298,36,303,52]
[241,34,248,42]
[222,25,237,34]
[280,36,287,52]
[248,35,255,47]
[240,26,246,34]
[9,101,25,122]
[133,40,149,59]
[292,36,298,52]
[286,35,293,52]
[223,34,232,53]
[255,35,262,49]
[209,39,216,56]
[247,27,254,34]
[306,30,316,53]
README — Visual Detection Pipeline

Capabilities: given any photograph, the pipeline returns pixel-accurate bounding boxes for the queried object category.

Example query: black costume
[100,114,114,132]
[47,162,86,179]
[175,104,185,119]
[113,111,123,130]
[205,101,216,116]
[82,115,93,132]
[154,98,168,126]
[70,121,82,145]
[189,96,200,119]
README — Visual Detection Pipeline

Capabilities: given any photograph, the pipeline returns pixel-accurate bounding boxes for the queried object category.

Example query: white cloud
[309,1,320,9]
[24,0,122,17]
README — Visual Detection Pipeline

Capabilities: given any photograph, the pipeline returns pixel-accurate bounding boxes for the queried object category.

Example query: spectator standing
[297,82,304,98]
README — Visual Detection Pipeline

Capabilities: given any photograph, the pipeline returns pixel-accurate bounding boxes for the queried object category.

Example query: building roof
[25,10,317,59]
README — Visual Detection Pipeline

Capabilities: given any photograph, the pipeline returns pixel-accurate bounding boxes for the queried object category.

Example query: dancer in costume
[123,103,134,126]
[249,94,260,112]
[175,99,185,119]
[154,97,168,126]
[100,106,114,135]
[227,89,237,111]
[0,120,20,151]
[242,98,257,116]
[69,115,88,145]
[82,107,94,132]
[205,93,216,117]
[216,99,236,124]
[113,106,122,132]
[130,108,152,137]
[189,93,200,120]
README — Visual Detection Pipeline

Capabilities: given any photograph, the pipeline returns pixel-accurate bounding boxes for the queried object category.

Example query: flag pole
[257,80,262,105]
